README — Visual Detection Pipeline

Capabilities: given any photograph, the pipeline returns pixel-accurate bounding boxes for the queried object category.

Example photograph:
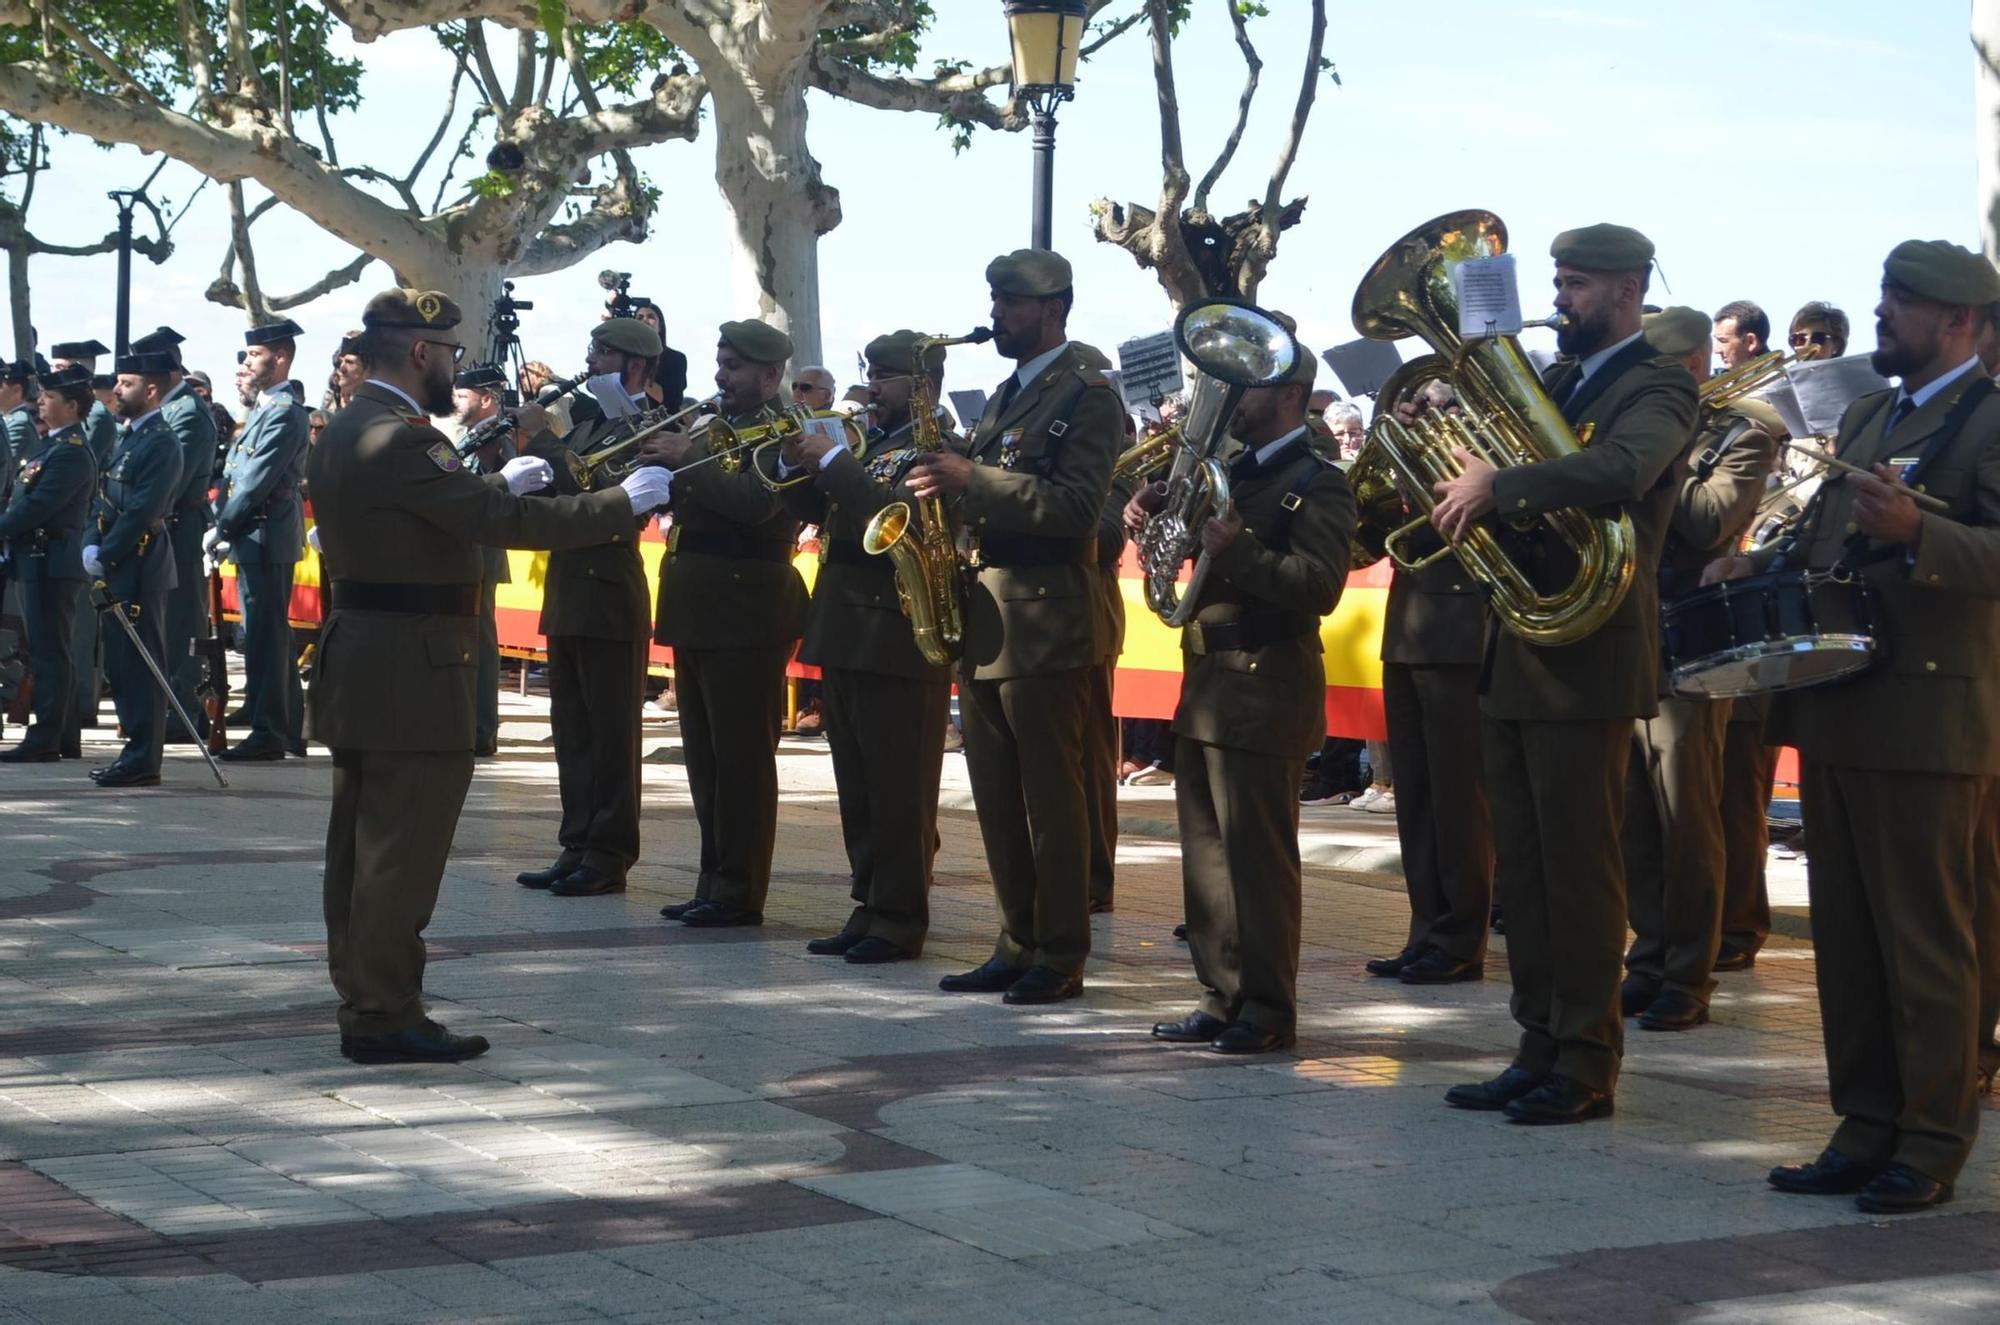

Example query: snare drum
[1661,569,1880,698]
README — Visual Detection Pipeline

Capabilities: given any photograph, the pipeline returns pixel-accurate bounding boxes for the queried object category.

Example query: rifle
[197,567,230,756]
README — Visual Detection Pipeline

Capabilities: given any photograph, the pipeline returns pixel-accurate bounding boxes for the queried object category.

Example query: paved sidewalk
[0,691,1991,1323]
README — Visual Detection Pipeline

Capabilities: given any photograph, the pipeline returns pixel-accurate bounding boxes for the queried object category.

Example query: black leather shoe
[1365,948,1419,977]
[90,765,161,788]
[1855,1162,1953,1214]
[60,742,82,759]
[1504,1076,1613,1125]
[219,740,285,762]
[1767,1147,1886,1195]
[341,1020,491,1064]
[1444,1067,1548,1111]
[285,742,309,758]
[1620,975,1662,1018]
[0,744,59,763]
[659,898,700,919]
[1172,923,1188,941]
[517,862,575,889]
[550,865,625,897]
[844,936,914,964]
[1088,897,1114,915]
[807,932,862,956]
[679,901,762,928]
[1399,950,1483,985]
[1152,1011,1229,1043]
[1712,946,1756,972]
[1210,1022,1294,1055]
[939,957,1023,994]
[1003,966,1083,1005]
[1637,988,1710,1031]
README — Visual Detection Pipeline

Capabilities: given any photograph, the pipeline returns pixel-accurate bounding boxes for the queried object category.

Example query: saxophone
[861,328,992,667]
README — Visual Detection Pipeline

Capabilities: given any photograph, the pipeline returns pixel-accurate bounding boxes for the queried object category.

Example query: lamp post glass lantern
[1003,0,1087,250]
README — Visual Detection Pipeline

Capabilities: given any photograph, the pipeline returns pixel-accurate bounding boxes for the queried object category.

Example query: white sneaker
[1349,786,1383,810]
[1126,762,1174,787]
[1363,790,1398,814]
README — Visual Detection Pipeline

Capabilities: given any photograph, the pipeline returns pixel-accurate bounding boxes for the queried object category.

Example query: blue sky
[18,1,1978,408]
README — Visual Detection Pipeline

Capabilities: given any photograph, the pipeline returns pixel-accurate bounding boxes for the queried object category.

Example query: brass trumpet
[1699,349,1794,415]
[565,394,720,489]
[660,406,869,489]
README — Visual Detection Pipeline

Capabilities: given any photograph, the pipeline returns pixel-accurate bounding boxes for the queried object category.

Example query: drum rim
[1669,634,1877,698]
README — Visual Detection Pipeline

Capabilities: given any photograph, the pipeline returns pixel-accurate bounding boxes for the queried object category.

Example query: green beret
[1882,239,2000,307]
[864,329,945,376]
[1550,223,1655,273]
[591,317,664,357]
[362,288,463,331]
[1642,306,1712,358]
[717,318,793,364]
[986,248,1073,298]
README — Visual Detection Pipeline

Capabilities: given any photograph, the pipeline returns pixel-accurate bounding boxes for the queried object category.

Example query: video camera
[490,280,533,339]
[598,269,651,319]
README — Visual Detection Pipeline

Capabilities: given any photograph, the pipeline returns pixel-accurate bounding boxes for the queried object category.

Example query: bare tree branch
[225,0,268,102]
[465,19,509,111]
[1192,0,1259,213]
[174,0,218,112]
[270,254,376,310]
[509,26,537,111]
[1236,0,1324,299]
[818,21,918,61]
[432,110,486,211]
[407,55,470,189]
[807,50,1017,130]
[311,42,339,165]
[1081,4,1146,57]
[45,7,162,106]
[225,181,271,322]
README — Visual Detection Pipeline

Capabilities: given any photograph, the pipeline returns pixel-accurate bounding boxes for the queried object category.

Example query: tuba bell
[1347,209,1635,647]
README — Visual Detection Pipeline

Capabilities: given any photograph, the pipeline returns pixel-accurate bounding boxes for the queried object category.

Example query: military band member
[514,318,661,897]
[1141,346,1355,1052]
[210,320,310,760]
[0,366,96,760]
[309,288,672,1064]
[1711,242,2000,1213]
[1430,224,1698,1124]
[85,349,186,788]
[1618,307,1777,1032]
[907,249,1121,1005]
[451,365,513,756]
[637,319,810,927]
[48,340,117,466]
[778,330,956,962]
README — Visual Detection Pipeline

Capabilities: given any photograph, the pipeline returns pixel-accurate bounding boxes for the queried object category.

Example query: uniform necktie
[994,375,1020,416]
[1886,396,1915,434]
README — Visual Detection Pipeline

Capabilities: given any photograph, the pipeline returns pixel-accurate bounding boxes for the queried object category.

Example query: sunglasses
[792,381,827,393]
[1790,331,1835,347]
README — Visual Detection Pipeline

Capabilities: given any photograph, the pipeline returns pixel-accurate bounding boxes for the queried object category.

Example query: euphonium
[1347,209,1635,647]
[862,327,993,666]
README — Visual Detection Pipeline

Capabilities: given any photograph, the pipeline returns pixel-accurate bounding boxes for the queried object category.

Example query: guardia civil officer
[636,319,810,928]
[0,361,34,471]
[85,348,186,788]
[515,317,662,897]
[209,321,311,760]
[906,249,1122,1005]
[1429,224,1698,1124]
[309,288,671,1064]
[1138,344,1355,1052]
[0,366,96,760]
[1710,242,2000,1213]
[47,340,117,466]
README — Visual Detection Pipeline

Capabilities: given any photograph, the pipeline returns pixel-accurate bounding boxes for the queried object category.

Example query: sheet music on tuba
[1451,254,1526,339]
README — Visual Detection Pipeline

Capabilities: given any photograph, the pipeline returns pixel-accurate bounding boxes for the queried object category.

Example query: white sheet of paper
[1452,254,1525,338]
[586,373,639,419]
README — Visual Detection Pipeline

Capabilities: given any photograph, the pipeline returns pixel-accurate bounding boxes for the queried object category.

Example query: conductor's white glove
[82,544,105,579]
[306,526,322,554]
[500,455,554,496]
[201,526,222,554]
[619,465,673,515]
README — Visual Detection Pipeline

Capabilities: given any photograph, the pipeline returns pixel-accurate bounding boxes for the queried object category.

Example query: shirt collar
[162,378,196,405]
[1013,340,1071,392]
[1576,329,1644,385]
[1897,355,1984,414]
[258,381,297,407]
[363,378,426,416]
[1254,424,1311,465]
[125,408,164,435]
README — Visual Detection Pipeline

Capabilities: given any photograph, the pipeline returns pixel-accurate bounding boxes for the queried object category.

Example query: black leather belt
[821,539,888,569]
[975,535,1092,568]
[1185,611,1315,655]
[331,580,480,616]
[675,530,794,563]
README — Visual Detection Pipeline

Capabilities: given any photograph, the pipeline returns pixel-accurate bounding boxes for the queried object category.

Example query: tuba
[1348,209,1635,647]
[1136,298,1301,627]
[861,327,993,666]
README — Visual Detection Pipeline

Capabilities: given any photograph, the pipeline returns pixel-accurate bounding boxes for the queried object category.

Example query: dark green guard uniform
[1443,224,1698,1124]
[780,330,956,960]
[214,321,310,759]
[1621,307,1776,1029]
[521,318,660,896]
[933,249,1121,1005]
[1077,343,1133,915]
[0,367,96,760]
[1154,351,1356,1053]
[308,288,658,1064]
[652,319,809,927]
[49,343,123,747]
[1752,242,2000,1210]
[89,351,186,786]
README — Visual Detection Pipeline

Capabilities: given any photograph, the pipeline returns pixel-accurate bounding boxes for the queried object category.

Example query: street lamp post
[1003,1,1087,250]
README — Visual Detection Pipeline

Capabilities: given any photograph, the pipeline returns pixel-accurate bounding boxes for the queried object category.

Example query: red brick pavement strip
[1493,1212,2000,1324]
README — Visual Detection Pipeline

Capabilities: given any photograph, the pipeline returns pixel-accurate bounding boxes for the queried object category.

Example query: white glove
[82,544,105,579]
[500,455,554,496]
[306,526,322,554]
[619,465,672,515]
[201,526,222,554]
